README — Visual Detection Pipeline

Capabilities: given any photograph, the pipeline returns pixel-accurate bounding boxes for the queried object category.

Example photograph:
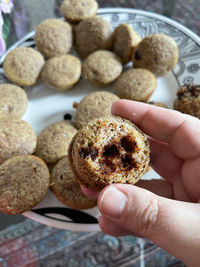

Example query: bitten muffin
[112,24,141,65]
[35,19,73,58]
[149,101,169,109]
[75,91,119,129]
[113,69,157,102]
[60,0,98,23]
[3,47,44,86]
[41,54,81,91]
[35,121,77,165]
[173,84,200,118]
[145,165,152,173]
[50,156,97,209]
[0,119,37,165]
[0,155,50,215]
[74,16,112,58]
[133,33,179,76]
[68,116,150,191]
[0,84,28,119]
[82,50,122,87]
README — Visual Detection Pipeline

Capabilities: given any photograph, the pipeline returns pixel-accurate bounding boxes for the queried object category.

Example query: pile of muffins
[0,0,199,215]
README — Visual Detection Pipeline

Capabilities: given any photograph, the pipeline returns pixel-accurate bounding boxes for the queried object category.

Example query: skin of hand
[82,99,200,267]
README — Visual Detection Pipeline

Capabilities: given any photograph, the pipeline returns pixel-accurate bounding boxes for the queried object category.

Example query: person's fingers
[148,137,183,182]
[82,177,191,203]
[81,186,100,200]
[148,137,191,201]
[182,156,200,202]
[82,179,174,201]
[98,184,200,266]
[137,178,192,202]
[98,216,131,236]
[112,100,200,160]
[136,179,173,198]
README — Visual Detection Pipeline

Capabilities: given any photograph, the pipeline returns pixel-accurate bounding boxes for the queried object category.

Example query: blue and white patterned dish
[0,8,200,232]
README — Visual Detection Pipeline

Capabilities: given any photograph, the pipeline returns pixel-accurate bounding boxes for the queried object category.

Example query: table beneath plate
[0,0,198,266]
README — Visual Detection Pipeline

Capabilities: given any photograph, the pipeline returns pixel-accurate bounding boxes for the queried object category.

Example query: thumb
[98,184,200,266]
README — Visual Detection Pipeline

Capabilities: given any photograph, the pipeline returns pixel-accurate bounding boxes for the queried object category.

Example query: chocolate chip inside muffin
[68,116,150,191]
[174,84,200,118]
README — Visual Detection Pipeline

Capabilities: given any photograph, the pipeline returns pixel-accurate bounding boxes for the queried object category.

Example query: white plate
[1,8,200,232]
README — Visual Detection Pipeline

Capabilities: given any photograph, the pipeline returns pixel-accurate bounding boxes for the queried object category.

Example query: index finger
[112,100,200,160]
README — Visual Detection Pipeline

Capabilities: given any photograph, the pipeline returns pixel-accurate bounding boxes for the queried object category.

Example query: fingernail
[99,187,127,219]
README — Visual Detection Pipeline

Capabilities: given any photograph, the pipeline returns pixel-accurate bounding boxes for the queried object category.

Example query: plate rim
[24,210,101,232]
[99,8,200,44]
[1,7,200,232]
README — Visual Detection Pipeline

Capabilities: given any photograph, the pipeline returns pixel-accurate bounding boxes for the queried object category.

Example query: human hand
[82,99,200,267]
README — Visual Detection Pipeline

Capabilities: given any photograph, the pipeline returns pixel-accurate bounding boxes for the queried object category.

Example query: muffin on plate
[60,0,98,23]
[0,119,37,165]
[51,156,97,209]
[82,50,122,87]
[133,33,179,76]
[75,91,119,129]
[112,24,141,65]
[173,84,200,118]
[35,121,77,165]
[3,47,44,86]
[35,19,73,58]
[68,116,150,191]
[113,69,157,102]
[74,16,112,58]
[0,155,50,214]
[0,84,28,119]
[41,54,81,91]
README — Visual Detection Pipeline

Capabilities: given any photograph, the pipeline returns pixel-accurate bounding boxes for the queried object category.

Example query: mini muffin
[82,50,122,87]
[0,119,37,165]
[51,156,97,209]
[60,0,98,23]
[113,69,157,102]
[74,16,112,58]
[41,54,81,91]
[149,101,169,109]
[35,19,73,58]
[75,91,119,129]
[133,33,179,76]
[35,121,77,165]
[146,165,152,173]
[0,84,28,119]
[173,84,200,118]
[68,116,150,191]
[112,24,141,65]
[3,47,44,86]
[0,155,50,215]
